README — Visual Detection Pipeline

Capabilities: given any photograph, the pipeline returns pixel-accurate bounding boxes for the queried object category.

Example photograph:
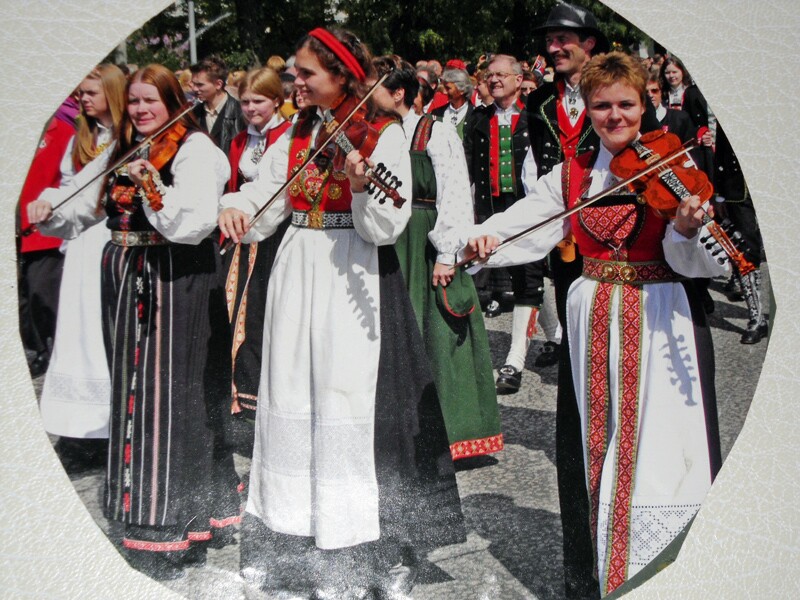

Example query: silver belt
[291,210,354,230]
[110,230,169,247]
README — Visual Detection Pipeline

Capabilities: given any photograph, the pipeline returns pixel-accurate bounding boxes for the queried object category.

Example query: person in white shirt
[465,52,727,596]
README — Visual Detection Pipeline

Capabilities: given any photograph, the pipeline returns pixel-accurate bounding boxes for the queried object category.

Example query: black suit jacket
[659,106,696,144]
[193,93,245,157]
[526,80,661,178]
[463,101,530,218]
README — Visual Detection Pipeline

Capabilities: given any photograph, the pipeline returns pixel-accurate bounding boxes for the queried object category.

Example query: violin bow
[219,71,392,255]
[456,139,699,270]
[22,100,199,237]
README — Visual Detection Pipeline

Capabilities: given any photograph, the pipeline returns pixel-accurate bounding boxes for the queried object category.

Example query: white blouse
[461,143,730,280]
[220,108,412,247]
[238,114,287,183]
[402,111,473,264]
[38,132,230,245]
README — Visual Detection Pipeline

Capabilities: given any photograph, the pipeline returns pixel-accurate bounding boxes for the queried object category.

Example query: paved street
[41,271,769,599]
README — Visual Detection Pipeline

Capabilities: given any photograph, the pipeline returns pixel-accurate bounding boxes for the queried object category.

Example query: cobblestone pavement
[41,271,769,599]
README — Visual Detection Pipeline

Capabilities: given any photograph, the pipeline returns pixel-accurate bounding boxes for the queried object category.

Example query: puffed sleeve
[425,120,474,263]
[37,144,114,240]
[662,221,731,278]
[350,122,412,246]
[457,164,567,269]
[141,132,230,244]
[219,126,292,243]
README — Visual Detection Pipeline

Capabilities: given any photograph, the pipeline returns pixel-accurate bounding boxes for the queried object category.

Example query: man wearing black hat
[525,3,658,597]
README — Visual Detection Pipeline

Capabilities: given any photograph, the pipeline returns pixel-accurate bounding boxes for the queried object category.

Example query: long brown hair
[111,63,199,162]
[72,64,126,168]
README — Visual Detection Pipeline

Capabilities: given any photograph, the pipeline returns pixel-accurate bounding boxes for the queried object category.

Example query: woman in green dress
[372,55,503,460]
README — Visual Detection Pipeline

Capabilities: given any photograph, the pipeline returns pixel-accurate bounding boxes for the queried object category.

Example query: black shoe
[534,341,560,368]
[28,353,49,378]
[496,365,522,393]
[741,321,768,344]
[484,299,502,318]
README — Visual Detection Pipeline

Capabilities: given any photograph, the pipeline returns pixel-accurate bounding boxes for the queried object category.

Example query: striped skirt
[101,237,241,552]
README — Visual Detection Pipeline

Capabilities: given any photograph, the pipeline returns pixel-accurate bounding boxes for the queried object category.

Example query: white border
[0,1,797,597]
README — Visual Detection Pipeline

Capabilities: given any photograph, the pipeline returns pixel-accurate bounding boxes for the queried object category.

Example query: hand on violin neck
[127,158,157,186]
[673,194,710,239]
[344,149,371,192]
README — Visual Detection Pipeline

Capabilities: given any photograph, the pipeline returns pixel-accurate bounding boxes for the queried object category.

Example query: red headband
[308,28,366,83]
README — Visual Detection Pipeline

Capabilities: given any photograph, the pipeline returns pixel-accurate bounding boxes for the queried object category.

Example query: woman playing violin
[28,64,241,580]
[466,52,728,596]
[219,28,463,598]
[38,64,125,469]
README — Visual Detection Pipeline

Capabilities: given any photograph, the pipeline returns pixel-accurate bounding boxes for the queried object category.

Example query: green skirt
[394,208,503,460]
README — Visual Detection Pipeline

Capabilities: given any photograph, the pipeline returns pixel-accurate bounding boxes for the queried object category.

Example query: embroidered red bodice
[563,151,669,262]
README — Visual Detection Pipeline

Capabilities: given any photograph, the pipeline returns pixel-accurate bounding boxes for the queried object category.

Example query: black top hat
[534,2,610,55]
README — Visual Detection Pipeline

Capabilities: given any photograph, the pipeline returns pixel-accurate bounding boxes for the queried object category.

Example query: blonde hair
[265,55,286,72]
[238,67,284,104]
[580,51,647,106]
[72,64,126,168]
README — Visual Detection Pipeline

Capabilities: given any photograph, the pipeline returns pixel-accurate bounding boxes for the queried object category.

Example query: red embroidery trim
[604,284,643,594]
[122,538,190,552]
[210,514,242,528]
[449,434,504,460]
[188,530,212,542]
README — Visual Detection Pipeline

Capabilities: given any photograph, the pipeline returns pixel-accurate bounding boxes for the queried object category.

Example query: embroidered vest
[105,133,187,232]
[562,150,669,262]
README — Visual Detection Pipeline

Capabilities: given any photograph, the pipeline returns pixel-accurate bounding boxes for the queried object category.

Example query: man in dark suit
[463,53,547,394]
[526,4,665,598]
[190,56,245,156]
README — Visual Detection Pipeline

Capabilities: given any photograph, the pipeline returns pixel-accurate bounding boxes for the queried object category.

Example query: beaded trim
[110,230,169,247]
[291,209,354,230]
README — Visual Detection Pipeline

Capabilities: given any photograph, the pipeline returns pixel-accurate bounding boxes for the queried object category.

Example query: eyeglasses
[484,71,515,80]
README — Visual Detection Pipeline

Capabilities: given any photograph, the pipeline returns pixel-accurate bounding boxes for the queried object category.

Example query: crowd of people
[17,2,765,598]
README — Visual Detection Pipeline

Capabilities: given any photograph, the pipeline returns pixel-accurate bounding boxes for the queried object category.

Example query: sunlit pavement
[40,270,769,599]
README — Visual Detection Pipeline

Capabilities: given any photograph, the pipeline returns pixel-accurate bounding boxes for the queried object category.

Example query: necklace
[251,137,266,164]
[566,85,580,119]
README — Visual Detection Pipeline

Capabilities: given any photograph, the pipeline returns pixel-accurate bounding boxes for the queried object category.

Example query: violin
[136,121,187,212]
[314,94,405,208]
[22,101,197,236]
[610,130,755,275]
[142,121,187,171]
[219,70,405,255]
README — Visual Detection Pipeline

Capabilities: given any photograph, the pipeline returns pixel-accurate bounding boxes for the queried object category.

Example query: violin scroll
[699,218,756,275]
[366,162,406,208]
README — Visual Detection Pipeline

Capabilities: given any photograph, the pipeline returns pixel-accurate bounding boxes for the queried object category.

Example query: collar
[205,92,228,115]
[247,113,285,138]
[402,110,422,138]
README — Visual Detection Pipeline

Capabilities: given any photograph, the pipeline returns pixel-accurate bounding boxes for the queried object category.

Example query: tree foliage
[113,0,654,71]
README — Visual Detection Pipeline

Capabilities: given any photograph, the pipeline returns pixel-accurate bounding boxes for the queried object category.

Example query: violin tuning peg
[700,234,710,244]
